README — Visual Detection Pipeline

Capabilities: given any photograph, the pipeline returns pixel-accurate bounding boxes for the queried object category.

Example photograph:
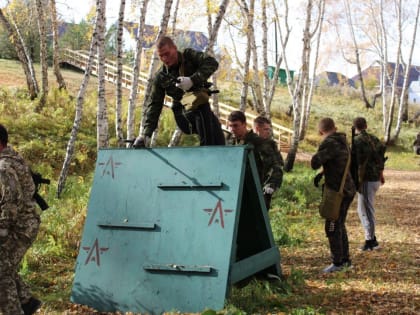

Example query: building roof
[123,22,209,51]
[316,71,355,88]
[352,62,420,88]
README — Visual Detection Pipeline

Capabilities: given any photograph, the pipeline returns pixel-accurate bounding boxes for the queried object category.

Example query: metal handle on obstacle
[157,182,224,189]
[143,264,213,273]
[97,222,156,230]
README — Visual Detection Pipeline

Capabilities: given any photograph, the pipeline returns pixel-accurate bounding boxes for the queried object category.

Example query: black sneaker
[371,237,380,250]
[359,240,373,251]
[21,297,42,315]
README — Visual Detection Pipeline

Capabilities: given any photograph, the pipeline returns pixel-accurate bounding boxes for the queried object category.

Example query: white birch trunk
[207,0,230,51]
[127,0,150,143]
[206,0,230,116]
[378,0,389,131]
[384,0,402,144]
[392,0,419,141]
[50,0,66,90]
[97,0,109,149]
[168,0,183,147]
[284,0,312,171]
[140,0,174,142]
[240,0,263,113]
[261,0,270,116]
[171,0,180,34]
[237,0,251,112]
[300,0,325,140]
[35,0,49,110]
[57,0,101,197]
[0,9,38,99]
[343,0,373,109]
[267,0,291,109]
[115,0,126,147]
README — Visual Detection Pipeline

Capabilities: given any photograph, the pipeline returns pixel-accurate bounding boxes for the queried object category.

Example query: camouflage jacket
[311,132,355,197]
[353,130,384,182]
[143,48,219,137]
[230,130,283,190]
[0,147,38,232]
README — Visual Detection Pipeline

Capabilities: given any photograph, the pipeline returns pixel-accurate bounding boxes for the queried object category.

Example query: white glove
[175,76,193,91]
[263,184,275,195]
[133,135,151,148]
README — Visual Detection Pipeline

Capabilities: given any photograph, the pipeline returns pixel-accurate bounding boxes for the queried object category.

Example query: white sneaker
[322,264,343,273]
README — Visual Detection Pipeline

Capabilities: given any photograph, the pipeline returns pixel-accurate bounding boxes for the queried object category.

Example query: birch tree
[383,0,402,143]
[266,0,291,113]
[57,0,101,197]
[342,0,376,109]
[239,0,264,113]
[206,0,230,115]
[283,0,325,171]
[299,0,325,139]
[379,0,390,128]
[126,0,150,144]
[35,0,48,110]
[0,8,38,99]
[391,0,419,142]
[171,0,180,34]
[115,0,126,147]
[50,0,66,90]
[139,0,174,144]
[96,0,108,149]
[223,9,245,111]
[261,0,269,116]
[335,0,418,143]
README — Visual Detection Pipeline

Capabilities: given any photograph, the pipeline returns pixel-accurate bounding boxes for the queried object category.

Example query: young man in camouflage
[0,124,42,315]
[352,117,385,251]
[227,111,283,210]
[134,36,225,147]
[253,116,284,209]
[311,118,356,273]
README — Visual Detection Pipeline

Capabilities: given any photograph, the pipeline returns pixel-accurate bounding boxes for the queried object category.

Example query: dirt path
[280,168,420,314]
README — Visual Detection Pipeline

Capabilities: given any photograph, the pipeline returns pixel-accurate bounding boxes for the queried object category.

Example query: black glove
[133,136,151,148]
[313,173,323,188]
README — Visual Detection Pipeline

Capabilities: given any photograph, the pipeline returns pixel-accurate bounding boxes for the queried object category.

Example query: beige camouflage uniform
[0,147,40,315]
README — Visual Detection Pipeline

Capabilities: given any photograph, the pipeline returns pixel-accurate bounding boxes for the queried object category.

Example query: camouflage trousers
[0,216,40,315]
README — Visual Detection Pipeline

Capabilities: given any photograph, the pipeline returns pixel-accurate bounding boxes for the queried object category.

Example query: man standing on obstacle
[227,111,283,210]
[134,36,225,147]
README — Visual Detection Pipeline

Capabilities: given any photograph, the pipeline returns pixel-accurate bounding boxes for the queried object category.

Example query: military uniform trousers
[325,194,354,266]
[172,102,225,146]
[0,216,40,315]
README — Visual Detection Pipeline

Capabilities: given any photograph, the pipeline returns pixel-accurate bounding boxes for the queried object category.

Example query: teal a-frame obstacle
[71,146,281,314]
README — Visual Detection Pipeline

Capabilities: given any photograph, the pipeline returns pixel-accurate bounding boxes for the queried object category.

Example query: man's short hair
[353,117,367,130]
[157,36,176,49]
[254,116,271,126]
[318,117,336,132]
[228,111,246,123]
[0,124,8,146]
